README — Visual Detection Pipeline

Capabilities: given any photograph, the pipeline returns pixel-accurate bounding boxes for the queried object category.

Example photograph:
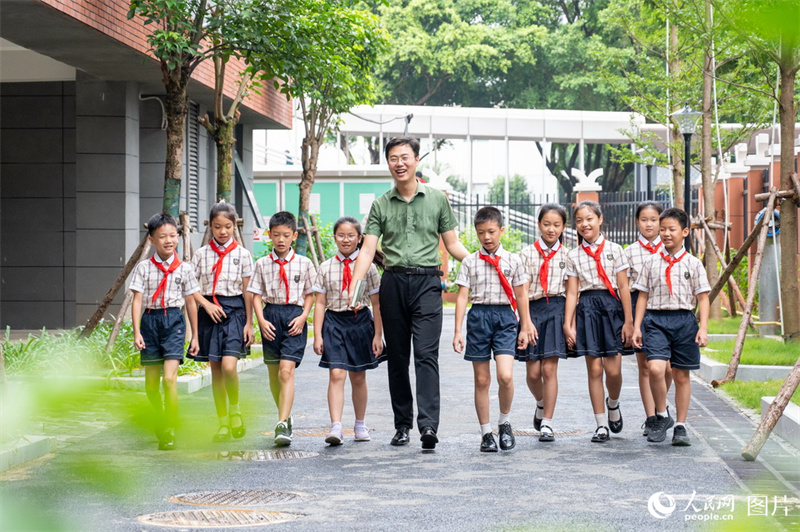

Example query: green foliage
[447,225,525,292]
[1,322,205,378]
[719,249,757,313]
[487,174,532,213]
[702,338,797,366]
[446,175,467,194]
[720,379,799,411]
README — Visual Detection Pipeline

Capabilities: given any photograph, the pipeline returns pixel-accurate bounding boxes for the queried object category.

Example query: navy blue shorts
[465,304,518,361]
[195,295,247,362]
[573,290,628,358]
[516,296,568,361]
[320,309,385,372]
[140,307,185,366]
[261,304,307,367]
[643,310,701,370]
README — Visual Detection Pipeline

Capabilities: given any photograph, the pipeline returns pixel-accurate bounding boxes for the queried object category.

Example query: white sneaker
[354,424,371,441]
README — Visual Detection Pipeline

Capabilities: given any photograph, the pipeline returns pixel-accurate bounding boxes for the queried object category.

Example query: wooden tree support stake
[711,190,777,388]
[753,188,799,202]
[179,213,194,261]
[708,213,766,304]
[105,290,134,353]
[79,232,151,339]
[299,214,320,269]
[700,219,756,331]
[791,173,800,207]
[742,355,800,461]
[309,214,325,261]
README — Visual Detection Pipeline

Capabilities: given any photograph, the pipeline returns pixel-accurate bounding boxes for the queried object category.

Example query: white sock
[354,419,365,428]
[541,418,553,432]
[498,412,511,425]
[480,423,492,436]
[331,421,342,429]
[657,410,668,418]
[229,403,241,415]
[219,415,229,427]
[608,399,621,422]
[536,399,544,408]
[675,422,685,429]
[595,413,608,428]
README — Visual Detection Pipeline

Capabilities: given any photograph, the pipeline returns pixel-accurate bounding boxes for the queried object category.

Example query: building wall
[0,81,76,328]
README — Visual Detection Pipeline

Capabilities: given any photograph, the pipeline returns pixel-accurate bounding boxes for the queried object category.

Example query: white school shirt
[625,234,663,288]
[455,245,529,305]
[519,238,570,300]
[129,253,200,309]
[632,248,711,311]
[566,235,628,292]
[246,249,316,306]
[191,239,253,296]
[312,250,381,312]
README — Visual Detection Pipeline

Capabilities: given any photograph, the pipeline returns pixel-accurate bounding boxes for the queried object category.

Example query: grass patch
[707,316,747,334]
[719,379,799,411]
[702,338,798,366]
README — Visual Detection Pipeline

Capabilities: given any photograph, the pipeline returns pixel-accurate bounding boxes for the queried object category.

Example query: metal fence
[449,189,694,249]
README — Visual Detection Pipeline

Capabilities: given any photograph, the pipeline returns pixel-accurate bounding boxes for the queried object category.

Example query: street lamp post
[671,102,702,251]
[645,156,656,200]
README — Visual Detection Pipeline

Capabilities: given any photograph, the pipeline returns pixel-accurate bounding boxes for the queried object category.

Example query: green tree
[488,174,532,213]
[714,0,800,341]
[278,0,389,255]
[128,0,215,216]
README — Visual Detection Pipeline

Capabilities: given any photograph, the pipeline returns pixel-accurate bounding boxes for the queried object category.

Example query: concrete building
[0,0,291,329]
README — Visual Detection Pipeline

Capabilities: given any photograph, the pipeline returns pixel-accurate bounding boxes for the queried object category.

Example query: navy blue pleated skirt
[320,309,385,372]
[622,290,643,356]
[573,290,627,358]
[195,295,247,362]
[516,296,568,361]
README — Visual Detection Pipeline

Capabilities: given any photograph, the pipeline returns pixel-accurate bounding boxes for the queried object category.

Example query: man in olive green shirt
[351,137,468,450]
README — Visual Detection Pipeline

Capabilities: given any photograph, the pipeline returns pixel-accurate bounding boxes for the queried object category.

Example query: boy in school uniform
[632,208,710,446]
[130,213,200,451]
[247,211,316,447]
[453,207,531,452]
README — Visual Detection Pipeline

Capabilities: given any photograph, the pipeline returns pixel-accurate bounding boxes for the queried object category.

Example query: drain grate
[511,429,590,437]
[137,509,299,528]
[216,449,318,461]
[262,427,356,437]
[168,489,310,507]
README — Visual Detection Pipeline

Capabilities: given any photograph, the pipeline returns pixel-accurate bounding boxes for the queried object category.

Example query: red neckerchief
[151,252,182,311]
[660,249,688,297]
[534,239,559,303]
[478,250,517,313]
[638,235,662,255]
[209,238,238,306]
[271,251,295,304]
[581,239,618,299]
[335,254,354,294]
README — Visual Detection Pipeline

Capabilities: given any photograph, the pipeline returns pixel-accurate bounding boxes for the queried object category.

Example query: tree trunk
[163,71,188,216]
[701,7,722,319]
[669,6,684,210]
[296,136,319,256]
[778,65,800,342]
[215,118,236,202]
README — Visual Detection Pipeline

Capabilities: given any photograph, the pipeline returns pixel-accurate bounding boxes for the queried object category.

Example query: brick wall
[37,0,292,128]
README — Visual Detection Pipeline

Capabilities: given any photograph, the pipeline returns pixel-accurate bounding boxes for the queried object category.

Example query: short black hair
[660,207,689,230]
[147,213,178,236]
[269,211,297,232]
[385,136,420,159]
[474,206,504,228]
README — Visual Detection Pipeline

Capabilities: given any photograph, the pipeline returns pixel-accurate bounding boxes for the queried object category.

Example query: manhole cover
[261,427,356,437]
[137,509,299,528]
[511,429,590,437]
[215,450,318,461]
[168,489,310,507]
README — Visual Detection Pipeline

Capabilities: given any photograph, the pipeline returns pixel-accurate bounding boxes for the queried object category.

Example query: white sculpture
[566,167,603,192]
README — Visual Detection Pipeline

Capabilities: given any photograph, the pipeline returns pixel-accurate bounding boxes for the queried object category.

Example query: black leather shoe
[607,398,623,434]
[390,427,410,446]
[420,427,438,450]
[480,432,498,452]
[498,422,516,450]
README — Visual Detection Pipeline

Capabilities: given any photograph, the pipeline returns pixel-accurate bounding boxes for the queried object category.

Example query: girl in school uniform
[191,202,254,442]
[564,201,634,443]
[625,201,673,437]
[313,216,385,445]
[516,204,570,442]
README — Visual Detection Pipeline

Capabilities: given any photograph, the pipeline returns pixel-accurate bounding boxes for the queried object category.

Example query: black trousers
[379,271,443,432]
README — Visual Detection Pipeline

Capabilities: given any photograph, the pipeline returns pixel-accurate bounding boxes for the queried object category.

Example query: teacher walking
[350,137,468,450]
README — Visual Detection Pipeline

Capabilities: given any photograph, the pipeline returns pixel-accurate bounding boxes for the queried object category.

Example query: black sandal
[213,424,231,442]
[230,413,246,439]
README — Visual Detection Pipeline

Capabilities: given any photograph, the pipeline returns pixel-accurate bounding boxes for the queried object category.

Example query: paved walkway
[2,309,799,531]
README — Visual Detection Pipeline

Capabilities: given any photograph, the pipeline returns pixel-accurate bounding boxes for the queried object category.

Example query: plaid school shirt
[566,235,629,292]
[519,238,570,300]
[191,239,253,296]
[455,244,529,305]
[632,248,711,311]
[246,249,316,306]
[312,249,381,312]
[129,253,200,309]
[625,235,663,287]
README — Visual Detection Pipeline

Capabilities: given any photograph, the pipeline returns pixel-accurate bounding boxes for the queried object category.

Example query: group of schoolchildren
[131,198,710,453]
